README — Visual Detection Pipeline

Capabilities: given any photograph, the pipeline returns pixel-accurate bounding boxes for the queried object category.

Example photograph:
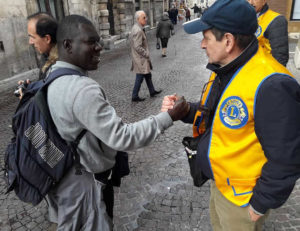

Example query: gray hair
[163,12,169,17]
[135,10,145,22]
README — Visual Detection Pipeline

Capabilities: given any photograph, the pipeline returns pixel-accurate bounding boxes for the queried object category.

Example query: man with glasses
[161,0,300,230]
[130,10,161,102]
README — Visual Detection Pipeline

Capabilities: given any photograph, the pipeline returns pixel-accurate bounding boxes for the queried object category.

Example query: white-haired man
[130,10,161,102]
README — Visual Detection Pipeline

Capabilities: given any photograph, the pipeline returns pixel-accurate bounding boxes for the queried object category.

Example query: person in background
[130,10,162,102]
[156,12,174,57]
[169,5,178,25]
[247,0,289,66]
[46,14,189,230]
[191,4,200,18]
[17,12,58,98]
[27,12,58,80]
[165,0,300,230]
[185,7,191,21]
[174,7,179,24]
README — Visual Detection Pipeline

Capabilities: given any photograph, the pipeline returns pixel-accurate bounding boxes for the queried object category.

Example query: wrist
[249,204,264,216]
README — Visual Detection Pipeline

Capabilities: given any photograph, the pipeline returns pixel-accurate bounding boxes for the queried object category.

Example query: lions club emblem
[255,25,262,37]
[219,96,248,129]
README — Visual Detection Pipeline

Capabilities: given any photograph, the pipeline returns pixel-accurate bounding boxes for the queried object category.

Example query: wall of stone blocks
[0,0,37,81]
[65,0,109,38]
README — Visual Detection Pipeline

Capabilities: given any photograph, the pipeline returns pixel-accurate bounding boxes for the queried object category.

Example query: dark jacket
[156,15,174,39]
[182,39,300,214]
[185,9,191,18]
[259,4,289,66]
[191,5,199,13]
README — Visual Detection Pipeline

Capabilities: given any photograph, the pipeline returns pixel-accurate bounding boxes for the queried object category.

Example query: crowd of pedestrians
[8,0,300,230]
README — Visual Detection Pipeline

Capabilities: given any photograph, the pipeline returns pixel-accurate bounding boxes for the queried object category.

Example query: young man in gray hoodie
[45,15,189,230]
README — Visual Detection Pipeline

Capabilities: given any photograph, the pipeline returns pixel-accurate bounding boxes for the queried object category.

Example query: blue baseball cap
[183,0,258,35]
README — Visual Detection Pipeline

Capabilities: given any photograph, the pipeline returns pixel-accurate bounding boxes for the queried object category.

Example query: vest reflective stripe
[192,74,215,137]
[256,9,280,54]
[196,47,293,207]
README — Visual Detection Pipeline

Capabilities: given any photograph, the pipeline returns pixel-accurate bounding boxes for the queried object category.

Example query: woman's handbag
[156,38,160,49]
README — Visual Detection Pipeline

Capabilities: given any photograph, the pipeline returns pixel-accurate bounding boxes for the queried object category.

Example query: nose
[29,37,34,45]
[95,41,103,51]
[201,39,206,49]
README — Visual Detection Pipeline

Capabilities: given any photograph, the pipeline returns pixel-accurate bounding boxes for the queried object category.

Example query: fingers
[17,79,30,85]
[161,95,176,112]
[18,88,23,100]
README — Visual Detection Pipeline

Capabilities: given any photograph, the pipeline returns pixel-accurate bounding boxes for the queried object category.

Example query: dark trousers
[102,180,114,219]
[132,73,155,98]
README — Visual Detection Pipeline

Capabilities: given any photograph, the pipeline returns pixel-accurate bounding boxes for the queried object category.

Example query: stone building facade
[0,0,164,81]
[0,0,37,81]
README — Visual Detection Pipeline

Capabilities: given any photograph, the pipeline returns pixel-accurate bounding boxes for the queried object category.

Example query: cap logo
[219,96,248,129]
[255,25,262,37]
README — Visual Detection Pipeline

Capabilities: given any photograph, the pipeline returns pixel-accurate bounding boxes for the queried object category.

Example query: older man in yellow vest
[162,0,300,230]
[248,0,289,66]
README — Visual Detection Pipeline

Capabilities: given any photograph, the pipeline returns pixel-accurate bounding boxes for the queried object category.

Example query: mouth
[93,55,101,63]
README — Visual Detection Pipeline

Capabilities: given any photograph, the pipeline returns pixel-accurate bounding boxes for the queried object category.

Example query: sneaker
[132,97,145,102]
[150,90,162,97]
[162,54,167,57]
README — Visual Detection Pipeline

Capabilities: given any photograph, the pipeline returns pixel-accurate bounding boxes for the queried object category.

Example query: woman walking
[156,12,174,57]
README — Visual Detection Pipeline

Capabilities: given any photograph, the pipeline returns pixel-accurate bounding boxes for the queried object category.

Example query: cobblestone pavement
[0,22,300,231]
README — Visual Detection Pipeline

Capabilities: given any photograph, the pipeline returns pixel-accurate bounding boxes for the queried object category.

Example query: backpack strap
[38,68,87,175]
[74,130,87,146]
[43,68,83,87]
[69,130,87,175]
[35,68,83,130]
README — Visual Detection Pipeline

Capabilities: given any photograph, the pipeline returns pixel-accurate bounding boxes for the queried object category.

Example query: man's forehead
[78,23,99,39]
[28,19,38,29]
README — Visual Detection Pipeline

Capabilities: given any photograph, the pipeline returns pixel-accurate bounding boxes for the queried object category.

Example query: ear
[223,33,235,53]
[44,34,52,44]
[63,39,73,54]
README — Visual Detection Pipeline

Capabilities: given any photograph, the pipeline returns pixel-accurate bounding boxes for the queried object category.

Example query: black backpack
[4,68,86,206]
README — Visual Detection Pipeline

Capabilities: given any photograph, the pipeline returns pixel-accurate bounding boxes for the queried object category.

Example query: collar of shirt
[49,61,88,77]
[258,3,269,17]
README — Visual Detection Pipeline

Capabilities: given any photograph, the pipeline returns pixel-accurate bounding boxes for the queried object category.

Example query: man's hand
[16,79,30,99]
[17,79,30,86]
[161,94,178,112]
[167,96,190,121]
[248,206,262,222]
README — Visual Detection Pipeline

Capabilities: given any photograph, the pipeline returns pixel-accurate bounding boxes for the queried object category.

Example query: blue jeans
[132,73,155,98]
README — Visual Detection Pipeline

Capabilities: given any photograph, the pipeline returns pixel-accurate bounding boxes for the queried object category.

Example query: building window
[291,0,300,20]
[38,0,64,20]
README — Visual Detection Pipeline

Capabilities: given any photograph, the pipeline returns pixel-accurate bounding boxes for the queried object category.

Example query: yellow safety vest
[255,9,280,54]
[193,46,293,207]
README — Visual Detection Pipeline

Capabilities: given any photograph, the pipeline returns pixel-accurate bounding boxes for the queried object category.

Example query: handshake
[161,94,190,121]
